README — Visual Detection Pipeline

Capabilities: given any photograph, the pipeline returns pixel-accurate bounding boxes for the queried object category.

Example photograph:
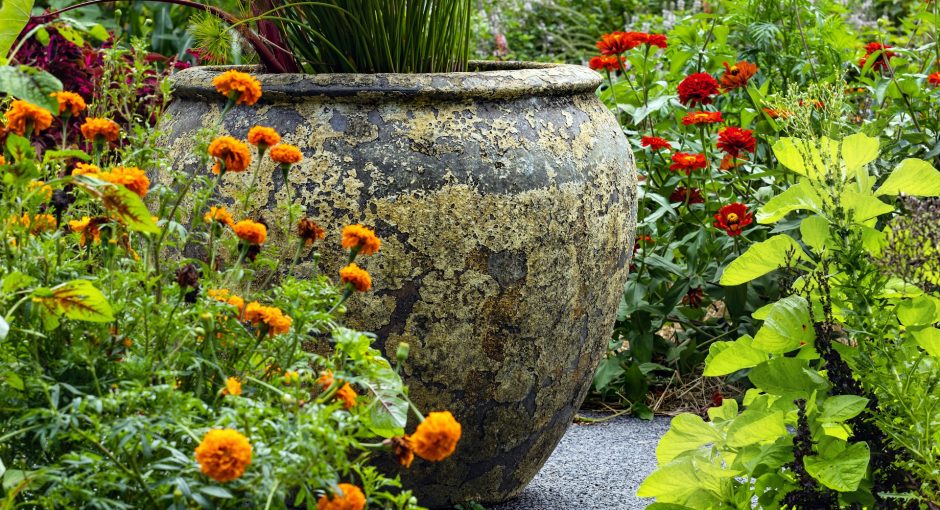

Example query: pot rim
[170,61,602,102]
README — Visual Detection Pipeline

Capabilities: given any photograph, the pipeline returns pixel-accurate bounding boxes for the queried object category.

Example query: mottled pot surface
[160,61,636,508]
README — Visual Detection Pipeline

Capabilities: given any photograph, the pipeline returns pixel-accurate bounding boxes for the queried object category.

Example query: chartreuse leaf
[0,0,33,58]
[719,235,806,286]
[897,295,937,327]
[841,189,893,223]
[0,66,62,112]
[636,455,727,507]
[752,295,815,354]
[72,175,160,235]
[655,414,722,464]
[876,158,940,197]
[911,328,940,358]
[703,335,768,376]
[804,442,870,492]
[726,410,787,447]
[800,215,830,252]
[841,133,879,174]
[773,138,808,175]
[757,181,822,224]
[32,280,114,322]
[749,358,828,395]
[707,398,739,422]
[819,395,869,423]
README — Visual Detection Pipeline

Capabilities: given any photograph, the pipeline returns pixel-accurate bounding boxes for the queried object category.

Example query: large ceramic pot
[159,61,636,507]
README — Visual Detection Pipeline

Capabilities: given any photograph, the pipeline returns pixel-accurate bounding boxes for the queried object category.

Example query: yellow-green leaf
[72,175,159,235]
[876,158,940,197]
[720,235,806,286]
[0,0,33,58]
[841,133,879,173]
[34,280,114,323]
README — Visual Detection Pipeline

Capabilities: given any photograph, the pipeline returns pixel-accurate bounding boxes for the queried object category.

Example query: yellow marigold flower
[99,166,149,197]
[317,370,334,390]
[208,136,252,174]
[297,218,325,246]
[213,70,262,106]
[223,376,242,396]
[246,126,280,148]
[52,91,87,117]
[72,162,101,176]
[29,214,57,234]
[408,411,461,462]
[243,302,292,336]
[80,117,120,143]
[204,206,234,227]
[28,180,53,201]
[317,483,366,510]
[194,429,252,483]
[341,224,380,256]
[5,100,53,135]
[336,382,357,410]
[68,216,103,246]
[233,219,266,245]
[339,263,372,292]
[208,288,246,315]
[270,144,303,165]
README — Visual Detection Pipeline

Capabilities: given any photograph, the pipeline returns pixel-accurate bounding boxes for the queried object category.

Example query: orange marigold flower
[762,107,791,119]
[194,429,252,483]
[317,483,366,510]
[341,224,381,256]
[929,72,940,87]
[72,162,101,176]
[68,216,103,246]
[244,302,292,336]
[716,127,756,158]
[408,411,462,462]
[233,219,267,244]
[247,126,280,148]
[80,118,120,142]
[340,263,372,292]
[270,144,303,165]
[283,370,300,385]
[223,376,242,396]
[99,166,150,197]
[720,61,758,91]
[204,206,235,227]
[391,436,415,468]
[640,136,671,151]
[713,202,753,237]
[298,217,325,245]
[213,70,262,106]
[681,111,724,126]
[29,214,56,234]
[336,382,357,410]
[669,152,708,175]
[317,370,334,390]
[209,136,252,174]
[677,73,720,107]
[52,91,87,117]
[208,288,245,315]
[28,180,53,201]
[5,100,53,135]
[719,153,746,171]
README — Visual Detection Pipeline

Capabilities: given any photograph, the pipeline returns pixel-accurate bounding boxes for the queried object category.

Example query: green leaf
[703,335,768,376]
[772,138,807,175]
[593,356,625,391]
[819,395,869,423]
[757,181,822,224]
[707,398,739,422]
[841,189,893,223]
[841,133,879,173]
[361,362,408,437]
[43,149,91,163]
[800,215,830,252]
[198,486,233,499]
[726,410,787,447]
[5,133,34,162]
[719,235,806,286]
[0,0,33,57]
[637,455,725,506]
[87,24,109,42]
[72,176,160,235]
[749,358,828,395]
[34,279,114,322]
[0,65,62,112]
[54,25,84,47]
[897,296,937,327]
[2,270,34,293]
[876,158,940,197]
[655,413,721,464]
[804,442,870,492]
[911,328,940,358]
[752,295,815,354]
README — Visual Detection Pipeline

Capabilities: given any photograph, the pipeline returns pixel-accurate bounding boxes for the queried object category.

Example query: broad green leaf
[361,362,408,437]
[43,149,91,163]
[703,335,768,376]
[911,328,940,358]
[33,279,114,322]
[5,132,33,162]
[2,270,33,293]
[637,455,725,506]
[800,215,830,252]
[87,24,110,42]
[876,158,940,197]
[707,398,739,422]
[726,410,787,447]
[773,138,807,175]
[593,356,624,391]
[841,133,879,173]
[656,414,721,464]
[804,442,869,492]
[819,395,869,422]
[720,235,806,286]
[0,0,33,57]
[752,295,815,354]
[198,486,233,499]
[72,176,160,235]
[897,296,936,327]
[749,358,828,395]
[54,25,84,47]
[841,189,893,223]
[757,181,822,224]
[0,65,62,112]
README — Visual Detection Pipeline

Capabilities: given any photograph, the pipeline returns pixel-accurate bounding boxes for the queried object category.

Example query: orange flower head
[298,218,325,245]
[29,214,57,234]
[929,72,940,87]
[669,152,708,175]
[336,382,357,410]
[316,483,366,510]
[204,206,235,227]
[408,411,462,461]
[340,263,372,292]
[341,224,381,256]
[213,70,262,106]
[762,107,791,120]
[318,370,335,390]
[270,144,303,166]
[99,166,150,197]
[80,118,120,142]
[194,429,252,483]
[28,180,53,201]
[243,302,292,336]
[208,288,245,315]
[247,126,280,148]
[588,55,625,73]
[283,370,300,385]
[640,136,671,151]
[224,376,242,396]
[391,436,415,468]
[52,91,86,117]
[717,127,756,158]
[681,111,724,126]
[233,219,267,245]
[713,202,753,237]
[5,100,53,135]
[72,163,101,176]
[68,216,104,246]
[208,136,252,174]
[720,61,758,91]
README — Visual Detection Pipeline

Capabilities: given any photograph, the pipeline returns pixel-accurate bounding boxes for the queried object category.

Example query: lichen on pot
[158,61,637,507]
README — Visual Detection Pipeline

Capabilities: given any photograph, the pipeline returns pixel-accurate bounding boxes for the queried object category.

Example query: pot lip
[170,60,602,102]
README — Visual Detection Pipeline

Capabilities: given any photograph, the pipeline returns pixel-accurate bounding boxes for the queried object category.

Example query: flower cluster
[859,41,896,72]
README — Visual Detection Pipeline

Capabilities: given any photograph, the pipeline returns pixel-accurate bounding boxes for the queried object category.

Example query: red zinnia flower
[677,73,720,106]
[640,136,671,150]
[597,32,644,55]
[859,42,896,72]
[681,111,724,126]
[670,152,708,175]
[713,203,753,237]
[669,186,705,204]
[589,55,625,72]
[716,127,756,157]
[647,34,668,48]
[720,61,758,91]
[929,72,940,87]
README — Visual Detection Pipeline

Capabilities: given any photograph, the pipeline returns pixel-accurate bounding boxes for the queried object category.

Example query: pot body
[160,62,636,507]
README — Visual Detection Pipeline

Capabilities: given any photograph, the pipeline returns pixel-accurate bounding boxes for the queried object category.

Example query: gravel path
[489,414,671,510]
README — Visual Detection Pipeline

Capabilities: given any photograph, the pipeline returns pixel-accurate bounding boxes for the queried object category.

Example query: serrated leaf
[703,335,768,376]
[0,0,33,57]
[34,279,114,322]
[720,235,806,286]
[876,158,940,197]
[804,442,869,492]
[0,65,62,112]
[5,133,34,162]
[752,295,815,354]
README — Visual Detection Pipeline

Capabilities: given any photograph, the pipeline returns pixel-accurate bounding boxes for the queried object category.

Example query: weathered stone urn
[160,62,636,507]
